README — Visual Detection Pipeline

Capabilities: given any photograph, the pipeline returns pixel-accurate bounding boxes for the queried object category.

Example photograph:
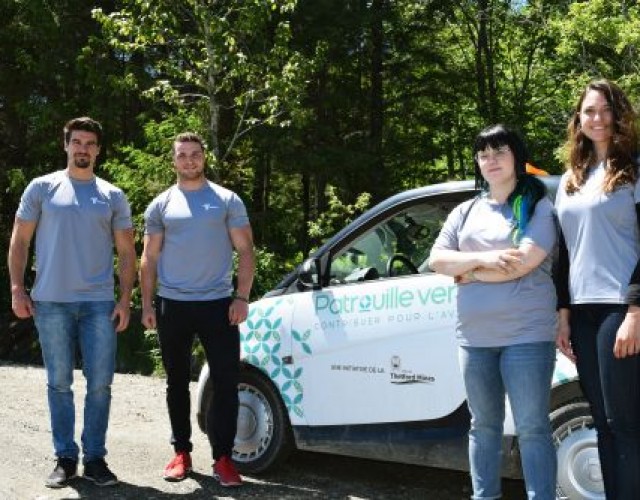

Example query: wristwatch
[234,294,249,303]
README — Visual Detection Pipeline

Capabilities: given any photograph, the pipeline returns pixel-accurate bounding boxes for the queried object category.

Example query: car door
[290,192,471,426]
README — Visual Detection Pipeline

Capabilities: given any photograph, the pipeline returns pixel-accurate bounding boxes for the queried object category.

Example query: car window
[328,193,469,285]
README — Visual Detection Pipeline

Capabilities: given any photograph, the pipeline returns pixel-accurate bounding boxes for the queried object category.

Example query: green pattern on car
[240,299,309,418]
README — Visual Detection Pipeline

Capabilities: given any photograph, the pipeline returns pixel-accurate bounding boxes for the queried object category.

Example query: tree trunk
[484,1,498,121]
[369,0,385,201]
[475,0,489,120]
[301,170,311,255]
[252,151,271,245]
[204,20,221,181]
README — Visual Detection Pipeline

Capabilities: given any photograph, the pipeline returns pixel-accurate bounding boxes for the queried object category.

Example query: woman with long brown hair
[556,79,640,499]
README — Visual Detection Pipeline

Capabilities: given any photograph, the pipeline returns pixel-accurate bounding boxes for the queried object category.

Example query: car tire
[551,401,604,500]
[201,367,294,474]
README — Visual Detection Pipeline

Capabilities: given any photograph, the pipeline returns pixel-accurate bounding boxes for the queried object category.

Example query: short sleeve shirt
[432,195,557,347]
[555,164,640,304]
[144,181,249,301]
[16,170,133,302]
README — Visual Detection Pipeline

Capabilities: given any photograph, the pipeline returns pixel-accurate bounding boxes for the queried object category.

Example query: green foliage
[6,169,29,195]
[4,0,640,373]
[253,246,302,298]
[93,0,310,172]
[554,0,640,72]
[116,318,163,375]
[308,185,372,243]
[552,0,640,98]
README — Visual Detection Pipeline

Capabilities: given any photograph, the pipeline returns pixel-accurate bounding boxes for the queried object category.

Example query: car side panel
[289,274,466,425]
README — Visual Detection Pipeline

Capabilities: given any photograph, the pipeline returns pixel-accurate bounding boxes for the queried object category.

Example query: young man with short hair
[140,132,254,487]
[8,116,136,488]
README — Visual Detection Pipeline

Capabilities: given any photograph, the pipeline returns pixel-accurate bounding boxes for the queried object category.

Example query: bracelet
[234,294,249,303]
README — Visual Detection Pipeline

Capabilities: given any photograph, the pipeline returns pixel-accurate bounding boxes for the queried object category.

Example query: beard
[178,169,205,181]
[74,157,91,169]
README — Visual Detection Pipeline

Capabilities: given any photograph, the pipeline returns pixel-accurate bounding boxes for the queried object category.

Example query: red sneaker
[213,456,242,487]
[163,451,192,481]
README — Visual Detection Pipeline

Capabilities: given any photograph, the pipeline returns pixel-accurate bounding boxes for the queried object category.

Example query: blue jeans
[34,301,117,463]
[571,304,640,500]
[459,342,557,500]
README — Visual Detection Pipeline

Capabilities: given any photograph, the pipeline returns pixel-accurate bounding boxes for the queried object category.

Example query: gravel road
[0,362,527,499]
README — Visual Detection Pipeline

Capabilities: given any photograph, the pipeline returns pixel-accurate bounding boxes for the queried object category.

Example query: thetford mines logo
[390,355,435,385]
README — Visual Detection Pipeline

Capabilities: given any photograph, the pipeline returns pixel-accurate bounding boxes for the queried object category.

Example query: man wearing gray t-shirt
[140,132,254,487]
[8,117,136,488]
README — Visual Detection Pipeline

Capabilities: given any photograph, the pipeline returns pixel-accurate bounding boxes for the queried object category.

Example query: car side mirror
[297,258,322,290]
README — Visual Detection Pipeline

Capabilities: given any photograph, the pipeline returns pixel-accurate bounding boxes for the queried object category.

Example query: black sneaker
[45,457,77,488]
[83,459,118,487]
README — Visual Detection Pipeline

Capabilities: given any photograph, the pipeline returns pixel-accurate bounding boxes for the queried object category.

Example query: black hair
[472,124,547,243]
[63,117,103,146]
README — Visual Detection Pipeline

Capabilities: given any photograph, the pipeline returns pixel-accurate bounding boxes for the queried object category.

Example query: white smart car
[196,176,603,500]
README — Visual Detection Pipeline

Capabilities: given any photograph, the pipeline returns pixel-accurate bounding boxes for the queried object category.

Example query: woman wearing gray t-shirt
[429,124,557,500]
[555,79,640,500]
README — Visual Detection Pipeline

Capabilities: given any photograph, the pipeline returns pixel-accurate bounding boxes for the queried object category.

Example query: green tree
[553,0,640,96]
[94,0,309,178]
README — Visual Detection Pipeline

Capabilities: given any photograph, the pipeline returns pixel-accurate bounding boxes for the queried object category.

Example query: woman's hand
[479,248,524,274]
[556,308,576,363]
[455,270,476,285]
[614,306,640,358]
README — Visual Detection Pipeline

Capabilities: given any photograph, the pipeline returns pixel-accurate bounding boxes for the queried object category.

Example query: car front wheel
[201,367,294,474]
[552,401,604,500]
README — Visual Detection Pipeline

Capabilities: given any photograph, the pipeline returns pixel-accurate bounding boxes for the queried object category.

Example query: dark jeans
[156,296,240,459]
[571,304,640,500]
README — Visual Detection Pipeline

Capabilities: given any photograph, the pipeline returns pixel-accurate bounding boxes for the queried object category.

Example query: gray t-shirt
[16,170,133,302]
[144,181,249,301]
[555,164,640,304]
[432,195,557,347]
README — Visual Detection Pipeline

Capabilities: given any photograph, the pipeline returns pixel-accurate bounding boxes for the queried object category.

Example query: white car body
[197,177,604,500]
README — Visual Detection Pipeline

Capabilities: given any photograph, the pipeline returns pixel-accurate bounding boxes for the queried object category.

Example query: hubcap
[233,383,274,462]
[555,420,604,499]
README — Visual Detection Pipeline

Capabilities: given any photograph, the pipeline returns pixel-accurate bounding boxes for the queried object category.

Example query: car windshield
[329,196,466,284]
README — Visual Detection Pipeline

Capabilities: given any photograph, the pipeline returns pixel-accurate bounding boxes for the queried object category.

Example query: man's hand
[141,305,157,330]
[229,298,249,326]
[614,306,640,358]
[11,288,34,319]
[111,300,131,333]
[8,219,37,319]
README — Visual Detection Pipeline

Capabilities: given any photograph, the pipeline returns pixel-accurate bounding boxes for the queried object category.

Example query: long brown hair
[564,79,638,194]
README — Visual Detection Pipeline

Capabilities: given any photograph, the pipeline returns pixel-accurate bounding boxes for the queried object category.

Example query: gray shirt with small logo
[17,170,133,302]
[144,181,249,301]
[432,195,557,347]
[555,163,640,305]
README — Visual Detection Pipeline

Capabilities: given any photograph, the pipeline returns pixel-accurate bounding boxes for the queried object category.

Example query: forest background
[1,0,639,373]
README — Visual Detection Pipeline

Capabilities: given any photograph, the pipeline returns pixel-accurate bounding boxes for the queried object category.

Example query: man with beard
[8,117,136,488]
[140,132,254,487]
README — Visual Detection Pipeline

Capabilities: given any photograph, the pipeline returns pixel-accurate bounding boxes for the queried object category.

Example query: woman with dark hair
[429,124,557,499]
[555,79,640,500]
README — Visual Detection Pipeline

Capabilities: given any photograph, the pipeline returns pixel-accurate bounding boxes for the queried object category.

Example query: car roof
[268,175,561,294]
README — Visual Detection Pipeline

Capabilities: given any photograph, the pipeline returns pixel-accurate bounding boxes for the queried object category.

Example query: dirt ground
[0,362,527,499]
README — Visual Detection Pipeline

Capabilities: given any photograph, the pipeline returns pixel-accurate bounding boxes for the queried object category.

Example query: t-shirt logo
[91,197,107,205]
[202,203,217,211]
